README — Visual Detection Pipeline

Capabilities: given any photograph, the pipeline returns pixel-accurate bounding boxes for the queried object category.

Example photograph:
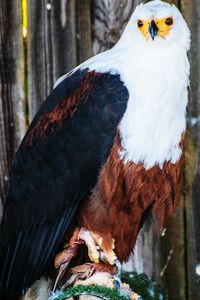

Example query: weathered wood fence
[0,1,199,299]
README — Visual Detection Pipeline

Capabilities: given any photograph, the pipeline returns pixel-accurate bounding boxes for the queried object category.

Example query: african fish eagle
[0,1,190,299]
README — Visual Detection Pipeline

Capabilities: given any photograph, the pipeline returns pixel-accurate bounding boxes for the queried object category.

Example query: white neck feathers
[119,44,189,168]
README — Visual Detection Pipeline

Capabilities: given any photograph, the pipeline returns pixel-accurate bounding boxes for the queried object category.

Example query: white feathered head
[119,0,190,50]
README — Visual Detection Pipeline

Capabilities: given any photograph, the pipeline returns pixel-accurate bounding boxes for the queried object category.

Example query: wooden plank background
[0,0,199,299]
[0,1,26,220]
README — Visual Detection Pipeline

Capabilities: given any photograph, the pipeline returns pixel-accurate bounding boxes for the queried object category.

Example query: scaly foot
[62,263,141,300]
[61,262,116,290]
[54,227,120,290]
[53,228,83,290]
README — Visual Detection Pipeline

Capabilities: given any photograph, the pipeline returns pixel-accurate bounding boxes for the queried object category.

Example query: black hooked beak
[149,20,158,40]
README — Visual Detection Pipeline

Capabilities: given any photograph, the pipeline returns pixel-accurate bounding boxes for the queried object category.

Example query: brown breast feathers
[79,132,184,262]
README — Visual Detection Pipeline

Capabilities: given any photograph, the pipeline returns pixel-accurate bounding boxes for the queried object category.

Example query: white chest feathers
[119,46,189,169]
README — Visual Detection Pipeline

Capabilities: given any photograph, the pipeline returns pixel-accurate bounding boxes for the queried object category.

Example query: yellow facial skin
[138,17,173,40]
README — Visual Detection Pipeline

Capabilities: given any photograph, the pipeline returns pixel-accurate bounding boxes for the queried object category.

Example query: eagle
[0,1,190,299]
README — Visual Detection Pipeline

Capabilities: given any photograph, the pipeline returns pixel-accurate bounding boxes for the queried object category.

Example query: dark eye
[137,20,143,28]
[165,17,173,25]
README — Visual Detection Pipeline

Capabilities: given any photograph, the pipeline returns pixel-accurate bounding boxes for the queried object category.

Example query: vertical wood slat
[76,0,93,64]
[27,0,77,121]
[160,207,186,300]
[0,1,26,219]
[185,136,199,300]
[51,0,77,82]
[27,0,53,121]
[181,0,200,298]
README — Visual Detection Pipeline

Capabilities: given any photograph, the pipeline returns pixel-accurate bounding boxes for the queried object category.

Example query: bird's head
[119,0,190,50]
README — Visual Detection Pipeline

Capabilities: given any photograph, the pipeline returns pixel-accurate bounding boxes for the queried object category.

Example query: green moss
[121,272,165,300]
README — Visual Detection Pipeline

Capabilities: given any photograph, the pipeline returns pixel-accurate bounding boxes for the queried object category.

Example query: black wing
[0,68,129,299]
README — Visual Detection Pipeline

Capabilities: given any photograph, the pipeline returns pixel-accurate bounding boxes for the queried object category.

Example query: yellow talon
[105,251,117,265]
[88,251,99,263]
[91,233,118,265]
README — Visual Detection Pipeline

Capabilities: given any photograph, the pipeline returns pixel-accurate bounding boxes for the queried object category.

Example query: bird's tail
[0,235,31,300]
[0,242,19,299]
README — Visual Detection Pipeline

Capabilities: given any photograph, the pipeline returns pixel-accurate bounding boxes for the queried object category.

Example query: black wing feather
[0,68,128,299]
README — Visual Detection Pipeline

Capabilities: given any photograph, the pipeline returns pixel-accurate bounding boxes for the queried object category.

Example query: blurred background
[0,0,199,299]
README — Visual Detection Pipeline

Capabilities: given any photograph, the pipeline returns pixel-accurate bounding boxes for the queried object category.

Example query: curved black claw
[113,276,122,290]
[113,258,122,290]
[114,258,122,277]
